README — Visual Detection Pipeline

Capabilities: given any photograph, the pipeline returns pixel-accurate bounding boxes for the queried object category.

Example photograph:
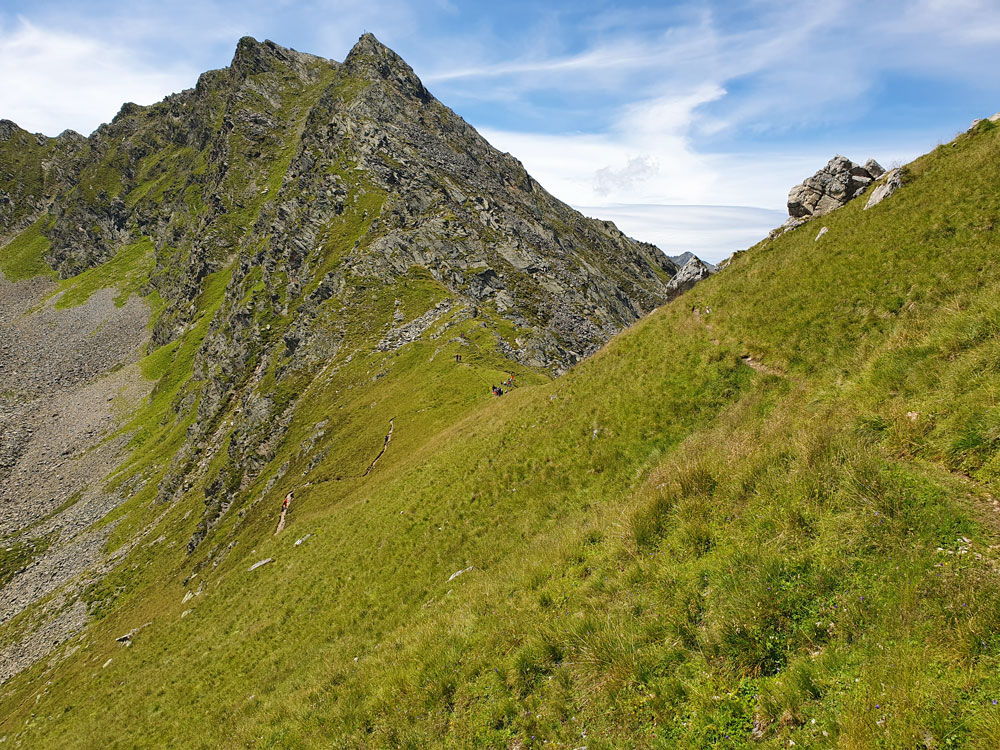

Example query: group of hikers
[492,374,515,397]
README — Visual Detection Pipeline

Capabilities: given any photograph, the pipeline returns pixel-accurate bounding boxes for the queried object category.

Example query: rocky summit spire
[344,32,430,101]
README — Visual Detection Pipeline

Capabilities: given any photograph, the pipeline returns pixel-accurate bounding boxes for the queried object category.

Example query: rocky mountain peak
[0,31,717,692]
[344,32,430,100]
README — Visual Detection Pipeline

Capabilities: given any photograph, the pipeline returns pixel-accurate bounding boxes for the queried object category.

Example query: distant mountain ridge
[1,34,684,373]
[669,251,715,271]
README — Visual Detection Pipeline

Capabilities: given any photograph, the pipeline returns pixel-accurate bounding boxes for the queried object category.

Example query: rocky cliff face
[3,35,678,371]
[0,121,85,241]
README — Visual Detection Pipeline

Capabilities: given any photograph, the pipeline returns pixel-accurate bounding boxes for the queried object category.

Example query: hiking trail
[363,418,395,476]
[691,306,785,378]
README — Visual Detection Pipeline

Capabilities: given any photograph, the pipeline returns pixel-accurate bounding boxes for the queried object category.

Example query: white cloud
[480,84,725,208]
[480,116,926,262]
[574,204,787,263]
[594,155,659,196]
[0,19,197,135]
[424,40,666,83]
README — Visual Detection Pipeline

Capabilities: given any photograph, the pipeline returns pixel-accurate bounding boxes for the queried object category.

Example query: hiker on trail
[455,353,462,363]
[275,491,293,535]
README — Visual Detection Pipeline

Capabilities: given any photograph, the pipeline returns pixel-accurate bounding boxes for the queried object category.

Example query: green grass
[5,87,1000,750]
[53,236,156,309]
[0,216,55,281]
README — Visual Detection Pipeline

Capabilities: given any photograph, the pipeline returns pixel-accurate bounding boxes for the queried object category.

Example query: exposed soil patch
[740,354,783,377]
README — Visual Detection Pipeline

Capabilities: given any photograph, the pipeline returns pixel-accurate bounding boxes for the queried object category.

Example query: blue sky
[3,0,1000,262]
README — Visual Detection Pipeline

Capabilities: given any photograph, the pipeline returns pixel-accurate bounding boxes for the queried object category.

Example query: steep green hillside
[2,115,1000,750]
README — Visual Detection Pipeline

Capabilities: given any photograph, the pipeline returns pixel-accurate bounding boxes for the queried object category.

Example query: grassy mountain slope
[2,117,1000,750]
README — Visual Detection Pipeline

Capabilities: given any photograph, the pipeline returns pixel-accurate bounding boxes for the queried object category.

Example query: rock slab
[864,168,903,210]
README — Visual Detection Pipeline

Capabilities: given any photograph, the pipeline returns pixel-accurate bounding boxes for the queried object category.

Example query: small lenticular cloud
[593,154,659,196]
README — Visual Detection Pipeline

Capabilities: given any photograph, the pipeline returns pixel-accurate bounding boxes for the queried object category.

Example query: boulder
[247,558,273,572]
[864,168,903,210]
[666,256,712,296]
[787,155,882,219]
[863,159,885,179]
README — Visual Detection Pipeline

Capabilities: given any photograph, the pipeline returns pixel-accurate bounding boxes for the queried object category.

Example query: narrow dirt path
[691,307,785,378]
[740,354,783,377]
[363,418,395,477]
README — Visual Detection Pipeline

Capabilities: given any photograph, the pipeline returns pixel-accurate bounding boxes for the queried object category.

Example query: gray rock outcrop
[769,155,885,238]
[666,256,712,296]
[787,155,883,219]
[864,168,903,210]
